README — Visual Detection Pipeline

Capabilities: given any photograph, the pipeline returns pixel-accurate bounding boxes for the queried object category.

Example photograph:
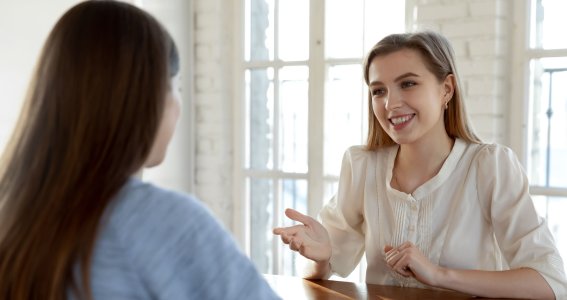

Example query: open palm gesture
[273,208,332,263]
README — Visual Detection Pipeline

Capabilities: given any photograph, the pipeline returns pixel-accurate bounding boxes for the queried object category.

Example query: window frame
[510,0,567,199]
[233,0,408,278]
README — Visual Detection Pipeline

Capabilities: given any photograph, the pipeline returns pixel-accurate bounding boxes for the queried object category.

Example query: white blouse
[319,138,567,297]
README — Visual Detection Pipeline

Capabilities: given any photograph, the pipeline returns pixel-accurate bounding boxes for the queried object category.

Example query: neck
[398,135,453,170]
[393,134,454,194]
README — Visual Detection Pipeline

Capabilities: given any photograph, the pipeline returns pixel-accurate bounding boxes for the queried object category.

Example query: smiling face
[368,48,454,146]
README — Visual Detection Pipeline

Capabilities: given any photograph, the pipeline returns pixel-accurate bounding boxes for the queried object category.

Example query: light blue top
[71,178,280,300]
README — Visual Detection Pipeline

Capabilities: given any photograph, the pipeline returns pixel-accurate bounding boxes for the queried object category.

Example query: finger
[291,231,315,257]
[385,250,400,265]
[397,241,414,251]
[277,225,309,245]
[285,208,314,226]
[273,224,305,236]
[290,237,303,252]
[392,254,413,276]
[385,245,400,261]
[280,234,292,244]
[289,237,302,252]
[397,266,413,277]
[385,250,397,262]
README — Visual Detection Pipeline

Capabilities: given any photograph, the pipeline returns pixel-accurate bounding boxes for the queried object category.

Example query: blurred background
[1,0,565,281]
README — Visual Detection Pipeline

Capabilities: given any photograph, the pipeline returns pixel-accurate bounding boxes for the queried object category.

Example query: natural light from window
[243,0,405,282]
[527,0,567,273]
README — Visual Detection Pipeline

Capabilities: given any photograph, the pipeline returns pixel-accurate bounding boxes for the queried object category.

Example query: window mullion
[234,0,248,253]
[307,0,325,216]
[509,0,531,163]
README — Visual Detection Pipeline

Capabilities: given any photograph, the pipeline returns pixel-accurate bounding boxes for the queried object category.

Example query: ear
[442,74,455,101]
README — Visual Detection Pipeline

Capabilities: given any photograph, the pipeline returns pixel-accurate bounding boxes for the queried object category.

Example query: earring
[444,101,449,109]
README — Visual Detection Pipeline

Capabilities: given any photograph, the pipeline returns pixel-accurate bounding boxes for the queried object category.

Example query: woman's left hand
[384,241,444,286]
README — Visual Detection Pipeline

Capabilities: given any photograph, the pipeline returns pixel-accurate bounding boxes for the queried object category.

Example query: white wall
[0,1,196,194]
[0,0,81,153]
[140,0,196,196]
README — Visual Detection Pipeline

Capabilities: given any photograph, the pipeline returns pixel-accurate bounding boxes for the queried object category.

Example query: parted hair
[362,31,481,150]
[0,1,179,299]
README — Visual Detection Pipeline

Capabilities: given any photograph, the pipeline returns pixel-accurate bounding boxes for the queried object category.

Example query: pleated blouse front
[319,139,566,297]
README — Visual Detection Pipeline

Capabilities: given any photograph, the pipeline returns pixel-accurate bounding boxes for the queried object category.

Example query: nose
[384,89,402,111]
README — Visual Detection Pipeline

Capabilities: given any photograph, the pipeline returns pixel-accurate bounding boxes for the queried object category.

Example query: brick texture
[414,0,510,143]
[192,0,235,228]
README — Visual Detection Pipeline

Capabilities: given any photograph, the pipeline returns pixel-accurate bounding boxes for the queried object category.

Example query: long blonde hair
[362,31,481,150]
[0,1,179,299]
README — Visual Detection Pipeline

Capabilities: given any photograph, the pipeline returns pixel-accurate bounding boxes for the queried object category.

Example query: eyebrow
[369,72,419,86]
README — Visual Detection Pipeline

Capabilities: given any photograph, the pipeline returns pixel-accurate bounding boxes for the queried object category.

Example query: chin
[144,156,165,168]
[392,136,414,145]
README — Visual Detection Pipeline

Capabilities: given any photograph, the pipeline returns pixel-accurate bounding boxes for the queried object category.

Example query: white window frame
[232,0,331,276]
[510,0,567,199]
[233,0,408,278]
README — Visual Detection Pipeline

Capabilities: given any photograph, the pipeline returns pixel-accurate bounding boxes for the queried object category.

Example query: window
[513,0,567,270]
[236,0,406,280]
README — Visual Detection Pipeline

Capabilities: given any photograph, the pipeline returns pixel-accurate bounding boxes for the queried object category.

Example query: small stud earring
[444,101,449,109]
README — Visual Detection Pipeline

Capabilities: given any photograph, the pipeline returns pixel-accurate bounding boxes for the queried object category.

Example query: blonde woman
[274,31,566,299]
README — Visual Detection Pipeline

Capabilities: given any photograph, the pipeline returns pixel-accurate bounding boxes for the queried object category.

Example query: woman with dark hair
[274,31,567,299]
[0,1,279,299]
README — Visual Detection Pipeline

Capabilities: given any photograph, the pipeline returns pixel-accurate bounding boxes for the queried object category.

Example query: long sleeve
[319,146,368,277]
[315,140,567,292]
[85,180,280,300]
[476,144,567,298]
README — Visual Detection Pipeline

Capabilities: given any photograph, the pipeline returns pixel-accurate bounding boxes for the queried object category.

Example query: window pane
[532,196,567,273]
[246,0,274,61]
[280,179,307,276]
[530,0,567,49]
[325,0,364,58]
[278,0,309,61]
[249,178,274,274]
[279,66,308,173]
[527,58,567,188]
[246,68,274,170]
[323,179,338,203]
[324,64,366,176]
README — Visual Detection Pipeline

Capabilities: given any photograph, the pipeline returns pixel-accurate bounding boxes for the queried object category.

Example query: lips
[389,114,415,126]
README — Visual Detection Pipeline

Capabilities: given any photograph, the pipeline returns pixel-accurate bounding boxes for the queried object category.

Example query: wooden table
[265,274,517,299]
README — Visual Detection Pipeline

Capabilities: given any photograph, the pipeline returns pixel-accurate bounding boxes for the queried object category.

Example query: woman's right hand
[272,208,332,263]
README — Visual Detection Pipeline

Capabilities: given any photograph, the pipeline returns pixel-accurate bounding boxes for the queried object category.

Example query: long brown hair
[362,31,481,150]
[0,1,179,299]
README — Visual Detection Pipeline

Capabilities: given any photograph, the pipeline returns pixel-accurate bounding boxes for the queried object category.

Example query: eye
[401,81,416,89]
[371,87,386,97]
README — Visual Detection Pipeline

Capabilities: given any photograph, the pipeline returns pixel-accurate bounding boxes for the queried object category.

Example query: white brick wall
[192,0,235,228]
[414,0,511,143]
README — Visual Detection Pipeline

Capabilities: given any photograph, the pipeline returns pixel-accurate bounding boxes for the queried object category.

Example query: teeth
[391,115,413,125]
